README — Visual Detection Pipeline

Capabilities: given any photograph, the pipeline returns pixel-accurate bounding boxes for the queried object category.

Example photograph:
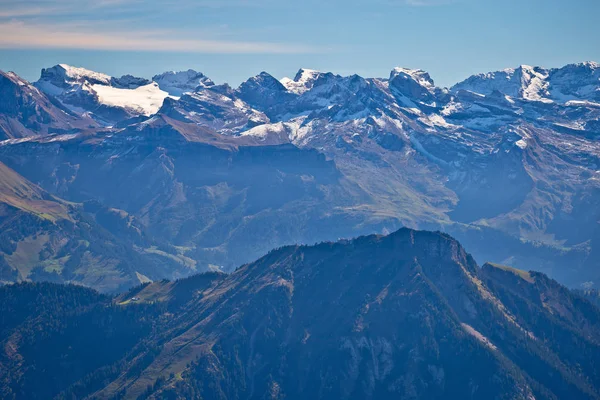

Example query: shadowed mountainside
[1,229,599,399]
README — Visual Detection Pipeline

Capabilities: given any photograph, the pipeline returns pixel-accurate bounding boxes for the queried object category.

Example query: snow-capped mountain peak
[152,69,215,97]
[111,74,152,89]
[390,67,436,89]
[451,64,554,103]
[293,68,321,80]
[1,70,29,87]
[388,67,439,104]
[548,62,600,103]
[281,68,324,94]
[240,71,286,91]
[237,72,296,113]
[55,64,112,85]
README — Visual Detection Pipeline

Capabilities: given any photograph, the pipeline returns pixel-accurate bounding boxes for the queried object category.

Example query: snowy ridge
[152,69,215,97]
[390,67,436,90]
[29,61,600,144]
[452,62,600,104]
[55,63,112,85]
[281,68,324,95]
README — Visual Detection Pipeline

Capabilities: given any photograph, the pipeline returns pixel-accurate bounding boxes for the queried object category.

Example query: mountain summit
[152,69,215,97]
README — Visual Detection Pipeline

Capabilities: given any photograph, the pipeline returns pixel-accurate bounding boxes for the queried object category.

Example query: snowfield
[92,83,172,116]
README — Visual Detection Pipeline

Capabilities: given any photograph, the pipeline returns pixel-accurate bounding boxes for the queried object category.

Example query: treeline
[0,282,165,400]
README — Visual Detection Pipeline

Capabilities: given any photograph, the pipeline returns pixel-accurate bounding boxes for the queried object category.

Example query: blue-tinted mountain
[1,229,599,399]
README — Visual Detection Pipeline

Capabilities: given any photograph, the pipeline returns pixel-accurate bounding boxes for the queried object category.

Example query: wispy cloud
[0,0,135,17]
[0,7,56,18]
[0,0,443,55]
[0,0,273,17]
[0,0,321,54]
[0,20,319,54]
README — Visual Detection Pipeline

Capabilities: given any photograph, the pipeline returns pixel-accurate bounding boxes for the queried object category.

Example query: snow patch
[91,83,171,116]
[240,122,287,139]
[461,323,497,351]
[422,114,456,129]
[515,139,528,149]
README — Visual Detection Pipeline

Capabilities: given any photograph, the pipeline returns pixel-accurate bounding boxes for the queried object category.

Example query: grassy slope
[0,162,70,222]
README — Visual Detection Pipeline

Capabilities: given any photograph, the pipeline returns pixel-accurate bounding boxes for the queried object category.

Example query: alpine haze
[0,61,598,292]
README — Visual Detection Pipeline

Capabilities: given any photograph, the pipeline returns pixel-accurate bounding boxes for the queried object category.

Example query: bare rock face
[237,71,297,114]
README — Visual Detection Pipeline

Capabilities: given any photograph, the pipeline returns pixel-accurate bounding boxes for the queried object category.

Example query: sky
[0,0,598,88]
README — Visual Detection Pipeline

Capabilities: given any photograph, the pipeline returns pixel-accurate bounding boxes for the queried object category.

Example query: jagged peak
[388,67,440,104]
[456,64,547,84]
[42,64,113,85]
[280,68,327,95]
[152,69,211,81]
[390,67,436,90]
[516,64,539,71]
[293,68,321,81]
[238,71,288,94]
[557,61,599,70]
[257,71,275,78]
[152,69,214,97]
[244,71,281,84]
[450,64,552,101]
[582,60,599,68]
[1,71,58,104]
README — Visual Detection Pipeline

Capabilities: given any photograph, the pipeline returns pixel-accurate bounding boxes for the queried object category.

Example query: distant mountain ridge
[451,62,600,103]
[26,61,600,125]
[0,61,598,291]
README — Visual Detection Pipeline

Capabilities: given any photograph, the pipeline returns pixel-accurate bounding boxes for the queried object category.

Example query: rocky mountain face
[0,70,97,139]
[0,62,598,290]
[1,229,599,399]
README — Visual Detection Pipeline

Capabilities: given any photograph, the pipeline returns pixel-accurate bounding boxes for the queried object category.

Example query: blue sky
[0,0,598,87]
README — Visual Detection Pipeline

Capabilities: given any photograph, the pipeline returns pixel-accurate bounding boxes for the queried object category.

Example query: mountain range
[1,229,599,399]
[0,61,599,291]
